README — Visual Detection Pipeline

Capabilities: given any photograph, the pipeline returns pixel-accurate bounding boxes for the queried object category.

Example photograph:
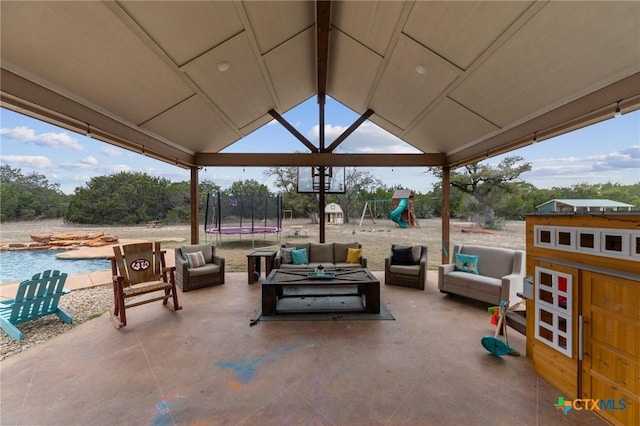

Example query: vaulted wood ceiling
[1,1,639,169]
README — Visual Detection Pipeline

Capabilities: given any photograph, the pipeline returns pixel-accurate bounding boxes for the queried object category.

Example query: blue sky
[1,97,638,195]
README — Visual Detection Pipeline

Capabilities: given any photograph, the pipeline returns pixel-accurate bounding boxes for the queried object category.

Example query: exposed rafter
[268,109,318,153]
[327,109,374,152]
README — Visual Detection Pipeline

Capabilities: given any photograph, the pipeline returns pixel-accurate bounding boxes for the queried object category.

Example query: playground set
[359,189,419,228]
[204,191,282,245]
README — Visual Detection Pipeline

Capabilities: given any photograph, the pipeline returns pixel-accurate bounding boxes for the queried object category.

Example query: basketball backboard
[297,166,345,193]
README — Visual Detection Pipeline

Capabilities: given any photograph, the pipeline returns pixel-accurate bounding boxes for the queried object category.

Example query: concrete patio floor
[0,270,604,425]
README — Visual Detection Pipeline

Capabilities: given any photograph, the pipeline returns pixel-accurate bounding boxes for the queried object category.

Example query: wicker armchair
[384,244,427,290]
[175,244,225,292]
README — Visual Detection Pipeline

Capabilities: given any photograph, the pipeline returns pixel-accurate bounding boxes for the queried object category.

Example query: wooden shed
[324,203,343,224]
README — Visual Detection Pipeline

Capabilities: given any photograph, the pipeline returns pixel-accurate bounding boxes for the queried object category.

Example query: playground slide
[389,198,409,228]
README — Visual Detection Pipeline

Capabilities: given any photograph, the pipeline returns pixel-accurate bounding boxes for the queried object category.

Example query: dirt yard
[0,218,526,271]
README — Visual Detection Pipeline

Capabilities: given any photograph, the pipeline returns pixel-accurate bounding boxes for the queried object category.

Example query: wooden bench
[0,270,73,341]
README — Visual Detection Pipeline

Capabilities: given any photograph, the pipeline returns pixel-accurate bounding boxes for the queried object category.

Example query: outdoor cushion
[391,247,415,265]
[346,248,362,263]
[280,247,294,264]
[309,243,333,263]
[455,253,479,274]
[389,264,421,276]
[188,263,221,277]
[334,242,359,263]
[181,244,213,264]
[291,248,308,265]
[184,251,206,268]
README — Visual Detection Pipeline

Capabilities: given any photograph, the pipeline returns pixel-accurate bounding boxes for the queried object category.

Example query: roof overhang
[2,1,639,169]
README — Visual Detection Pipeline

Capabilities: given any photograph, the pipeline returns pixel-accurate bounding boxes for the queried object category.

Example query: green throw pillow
[291,248,308,265]
[455,253,479,274]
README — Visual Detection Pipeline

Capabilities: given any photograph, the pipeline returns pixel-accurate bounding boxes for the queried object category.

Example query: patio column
[190,166,199,244]
[441,166,450,264]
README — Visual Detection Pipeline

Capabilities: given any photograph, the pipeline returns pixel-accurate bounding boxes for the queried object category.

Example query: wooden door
[581,271,639,426]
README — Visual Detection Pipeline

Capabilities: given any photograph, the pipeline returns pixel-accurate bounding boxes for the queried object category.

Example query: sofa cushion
[280,247,294,264]
[392,246,415,265]
[182,244,213,263]
[455,253,479,274]
[278,263,305,270]
[309,243,334,263]
[334,242,359,263]
[334,262,362,269]
[457,245,517,279]
[284,242,310,252]
[444,271,501,291]
[346,248,362,263]
[292,248,308,265]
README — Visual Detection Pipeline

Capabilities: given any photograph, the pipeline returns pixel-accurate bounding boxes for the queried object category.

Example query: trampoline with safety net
[204,191,282,245]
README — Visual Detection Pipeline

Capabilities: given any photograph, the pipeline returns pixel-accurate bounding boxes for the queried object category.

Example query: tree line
[1,159,638,226]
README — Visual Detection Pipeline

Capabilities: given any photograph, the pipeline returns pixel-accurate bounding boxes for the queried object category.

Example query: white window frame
[535,266,572,357]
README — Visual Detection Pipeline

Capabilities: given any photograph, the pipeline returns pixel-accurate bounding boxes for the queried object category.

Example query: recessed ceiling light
[218,62,230,72]
[415,64,426,75]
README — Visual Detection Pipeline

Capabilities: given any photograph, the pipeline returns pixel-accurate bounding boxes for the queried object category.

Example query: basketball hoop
[312,166,333,191]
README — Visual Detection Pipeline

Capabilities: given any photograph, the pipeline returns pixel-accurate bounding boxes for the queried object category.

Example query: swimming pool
[0,250,111,284]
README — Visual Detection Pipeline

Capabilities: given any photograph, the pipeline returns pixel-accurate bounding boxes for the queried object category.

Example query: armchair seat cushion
[188,263,221,277]
[389,264,421,276]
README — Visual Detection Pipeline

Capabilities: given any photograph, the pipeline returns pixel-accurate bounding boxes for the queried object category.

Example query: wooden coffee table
[261,269,380,316]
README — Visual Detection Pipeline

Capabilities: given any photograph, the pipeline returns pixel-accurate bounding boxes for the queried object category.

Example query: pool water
[0,250,111,284]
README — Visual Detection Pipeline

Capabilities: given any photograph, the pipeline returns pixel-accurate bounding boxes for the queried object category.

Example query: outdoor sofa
[438,244,525,305]
[274,242,367,270]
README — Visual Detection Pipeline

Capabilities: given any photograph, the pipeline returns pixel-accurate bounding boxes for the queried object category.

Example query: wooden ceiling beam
[195,152,445,167]
[316,0,331,99]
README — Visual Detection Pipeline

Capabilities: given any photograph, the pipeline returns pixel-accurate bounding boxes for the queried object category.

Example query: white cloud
[592,145,640,171]
[0,154,53,169]
[308,122,421,154]
[100,146,123,157]
[0,126,83,151]
[80,156,98,166]
[531,145,640,174]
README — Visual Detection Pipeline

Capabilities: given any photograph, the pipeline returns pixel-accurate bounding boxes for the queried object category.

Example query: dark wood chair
[175,244,225,292]
[111,242,181,328]
[384,244,428,290]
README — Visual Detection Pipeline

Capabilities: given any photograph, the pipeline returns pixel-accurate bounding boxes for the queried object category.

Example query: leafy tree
[66,172,172,224]
[0,165,69,221]
[428,156,532,227]
[331,168,381,223]
[226,179,270,197]
[263,166,317,221]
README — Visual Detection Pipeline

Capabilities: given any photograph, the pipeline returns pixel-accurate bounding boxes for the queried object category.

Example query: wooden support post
[441,166,450,264]
[190,167,199,244]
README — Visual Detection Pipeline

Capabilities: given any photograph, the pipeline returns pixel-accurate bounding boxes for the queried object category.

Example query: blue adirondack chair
[0,270,73,341]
